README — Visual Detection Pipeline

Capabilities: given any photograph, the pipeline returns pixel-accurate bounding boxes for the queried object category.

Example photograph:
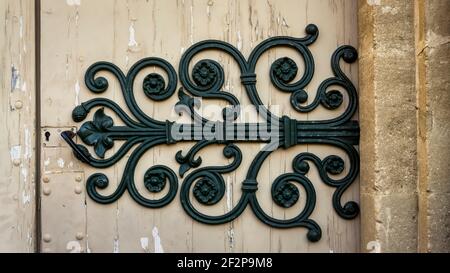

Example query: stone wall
[358,0,450,253]
[416,0,450,253]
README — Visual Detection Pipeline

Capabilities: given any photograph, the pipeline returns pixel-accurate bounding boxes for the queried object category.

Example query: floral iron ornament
[61,24,360,242]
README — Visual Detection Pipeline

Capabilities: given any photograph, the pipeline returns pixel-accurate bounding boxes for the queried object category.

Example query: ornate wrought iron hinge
[61,24,360,242]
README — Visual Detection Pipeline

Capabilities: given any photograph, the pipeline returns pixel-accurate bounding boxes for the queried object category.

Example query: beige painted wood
[0,0,36,252]
[40,0,358,253]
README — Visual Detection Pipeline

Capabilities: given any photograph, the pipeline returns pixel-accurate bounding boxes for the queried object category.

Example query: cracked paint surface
[152,227,164,253]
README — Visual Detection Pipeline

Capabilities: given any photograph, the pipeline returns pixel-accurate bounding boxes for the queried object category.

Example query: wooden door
[40,0,359,253]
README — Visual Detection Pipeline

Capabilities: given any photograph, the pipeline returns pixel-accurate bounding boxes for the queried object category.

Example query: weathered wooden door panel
[40,0,359,253]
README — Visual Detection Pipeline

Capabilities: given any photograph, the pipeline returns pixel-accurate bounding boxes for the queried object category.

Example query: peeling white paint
[21,82,27,92]
[10,145,21,161]
[22,191,31,205]
[366,0,381,6]
[11,65,20,91]
[282,18,289,28]
[236,30,242,51]
[128,23,138,47]
[225,176,235,251]
[227,228,235,251]
[27,232,33,248]
[21,168,28,184]
[206,6,211,18]
[24,128,31,159]
[57,158,65,168]
[224,79,231,93]
[75,81,80,106]
[254,22,260,45]
[113,238,120,253]
[19,16,23,38]
[140,237,149,252]
[66,0,81,6]
[152,227,164,253]
[75,10,80,26]
[125,55,129,68]
[65,60,69,81]
[44,157,50,166]
[226,177,232,212]
[86,235,92,253]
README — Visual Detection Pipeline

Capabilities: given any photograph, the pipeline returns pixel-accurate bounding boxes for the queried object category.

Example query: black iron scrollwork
[61,24,360,242]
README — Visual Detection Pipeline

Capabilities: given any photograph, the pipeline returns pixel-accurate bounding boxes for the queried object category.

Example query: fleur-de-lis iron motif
[61,24,360,242]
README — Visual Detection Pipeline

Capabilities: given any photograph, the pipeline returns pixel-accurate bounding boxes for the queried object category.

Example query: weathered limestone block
[359,0,450,252]
[358,0,418,252]
[417,0,450,253]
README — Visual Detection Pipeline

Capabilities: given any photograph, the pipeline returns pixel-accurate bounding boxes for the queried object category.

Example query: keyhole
[45,131,51,142]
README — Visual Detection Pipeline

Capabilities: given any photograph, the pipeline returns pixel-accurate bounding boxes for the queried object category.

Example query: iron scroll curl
[61,24,360,242]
